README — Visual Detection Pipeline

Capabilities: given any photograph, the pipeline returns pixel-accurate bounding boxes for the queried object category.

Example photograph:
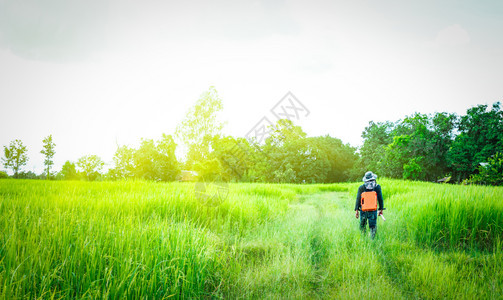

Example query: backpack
[361,191,378,212]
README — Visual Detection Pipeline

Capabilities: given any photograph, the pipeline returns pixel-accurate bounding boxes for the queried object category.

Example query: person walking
[355,171,384,239]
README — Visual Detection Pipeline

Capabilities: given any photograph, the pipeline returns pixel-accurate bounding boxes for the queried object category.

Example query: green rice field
[1,179,502,298]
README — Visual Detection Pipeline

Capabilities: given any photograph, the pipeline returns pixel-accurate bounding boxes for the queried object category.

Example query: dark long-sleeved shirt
[355,184,384,211]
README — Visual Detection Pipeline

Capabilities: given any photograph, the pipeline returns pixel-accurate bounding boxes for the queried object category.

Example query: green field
[0,179,502,299]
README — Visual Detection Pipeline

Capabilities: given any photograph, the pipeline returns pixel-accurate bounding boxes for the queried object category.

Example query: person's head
[363,171,377,189]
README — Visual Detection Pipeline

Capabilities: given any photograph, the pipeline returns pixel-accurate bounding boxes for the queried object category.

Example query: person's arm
[376,184,384,211]
[355,185,363,211]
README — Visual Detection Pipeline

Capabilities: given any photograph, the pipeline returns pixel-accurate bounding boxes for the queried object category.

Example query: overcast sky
[1,0,502,174]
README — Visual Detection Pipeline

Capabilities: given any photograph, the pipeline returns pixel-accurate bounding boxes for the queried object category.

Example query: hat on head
[362,171,377,182]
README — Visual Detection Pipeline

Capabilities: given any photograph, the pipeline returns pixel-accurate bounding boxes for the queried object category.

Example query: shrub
[470,152,503,186]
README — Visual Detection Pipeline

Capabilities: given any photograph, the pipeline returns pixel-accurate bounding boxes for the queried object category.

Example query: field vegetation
[1,179,501,298]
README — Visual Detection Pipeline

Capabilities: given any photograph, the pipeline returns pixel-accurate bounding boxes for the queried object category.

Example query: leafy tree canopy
[41,135,56,179]
[2,139,28,178]
[176,86,224,169]
[77,155,104,181]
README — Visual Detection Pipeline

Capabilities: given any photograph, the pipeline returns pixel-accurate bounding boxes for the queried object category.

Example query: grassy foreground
[0,179,502,298]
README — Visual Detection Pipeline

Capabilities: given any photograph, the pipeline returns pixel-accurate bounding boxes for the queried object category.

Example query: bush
[0,171,9,179]
[470,152,503,186]
[17,171,39,179]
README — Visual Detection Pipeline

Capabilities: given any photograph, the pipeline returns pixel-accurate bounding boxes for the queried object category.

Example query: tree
[470,152,503,186]
[134,139,159,180]
[359,121,396,176]
[17,171,39,179]
[364,112,456,181]
[77,155,104,181]
[291,139,330,183]
[155,134,180,181]
[193,158,223,181]
[109,145,136,179]
[356,102,499,182]
[273,163,297,183]
[383,135,411,179]
[60,161,78,180]
[40,135,56,180]
[311,135,358,182]
[211,136,252,181]
[2,139,28,178]
[265,119,307,147]
[108,134,180,181]
[175,86,224,170]
[427,112,457,178]
[245,120,357,184]
[448,102,503,182]
[403,156,425,180]
[254,119,309,183]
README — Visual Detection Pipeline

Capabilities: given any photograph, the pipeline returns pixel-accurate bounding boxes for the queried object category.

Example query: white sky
[1,0,502,174]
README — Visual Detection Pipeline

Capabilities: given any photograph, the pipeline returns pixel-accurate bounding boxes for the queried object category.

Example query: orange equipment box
[361,191,378,211]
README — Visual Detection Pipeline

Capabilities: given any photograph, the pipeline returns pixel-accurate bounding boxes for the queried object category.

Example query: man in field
[355,171,384,239]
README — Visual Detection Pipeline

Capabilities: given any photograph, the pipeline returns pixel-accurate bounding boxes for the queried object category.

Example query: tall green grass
[0,180,345,298]
[380,179,503,251]
[0,179,502,298]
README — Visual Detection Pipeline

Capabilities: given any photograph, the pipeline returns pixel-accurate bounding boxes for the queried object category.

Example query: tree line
[356,102,503,185]
[2,87,502,185]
